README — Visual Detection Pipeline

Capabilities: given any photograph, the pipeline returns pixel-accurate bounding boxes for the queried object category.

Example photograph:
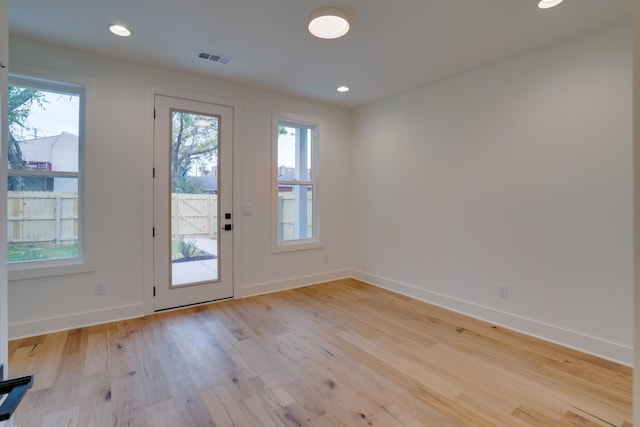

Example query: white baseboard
[9,269,632,367]
[239,268,351,299]
[9,303,146,340]
[351,269,633,367]
[8,269,352,339]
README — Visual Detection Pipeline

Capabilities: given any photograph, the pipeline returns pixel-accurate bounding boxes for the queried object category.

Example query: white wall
[633,0,640,422]
[6,17,634,369]
[7,35,351,337]
[351,21,633,364]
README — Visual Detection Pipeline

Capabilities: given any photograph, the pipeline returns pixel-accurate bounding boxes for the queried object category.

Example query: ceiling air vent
[198,50,231,65]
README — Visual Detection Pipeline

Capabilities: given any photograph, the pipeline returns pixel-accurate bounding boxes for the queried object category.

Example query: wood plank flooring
[8,279,633,426]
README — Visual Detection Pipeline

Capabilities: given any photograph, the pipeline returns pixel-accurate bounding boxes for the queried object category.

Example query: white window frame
[8,66,95,280]
[272,112,321,253]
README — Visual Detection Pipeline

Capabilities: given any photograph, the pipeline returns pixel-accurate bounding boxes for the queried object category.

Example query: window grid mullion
[8,170,80,178]
[277,180,313,186]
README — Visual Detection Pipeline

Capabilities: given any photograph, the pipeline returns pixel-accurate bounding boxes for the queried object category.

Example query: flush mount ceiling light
[109,24,131,37]
[308,7,350,39]
[538,0,564,9]
[337,86,350,93]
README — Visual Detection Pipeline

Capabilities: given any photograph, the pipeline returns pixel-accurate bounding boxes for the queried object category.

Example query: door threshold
[154,295,234,313]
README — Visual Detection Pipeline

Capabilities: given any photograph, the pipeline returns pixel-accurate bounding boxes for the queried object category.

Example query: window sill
[9,258,95,281]
[272,240,323,254]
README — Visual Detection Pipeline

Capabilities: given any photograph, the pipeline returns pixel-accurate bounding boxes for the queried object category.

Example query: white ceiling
[8,0,632,108]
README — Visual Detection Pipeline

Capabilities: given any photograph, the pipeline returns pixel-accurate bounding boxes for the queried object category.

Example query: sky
[278,128,311,169]
[13,88,304,176]
[11,90,79,140]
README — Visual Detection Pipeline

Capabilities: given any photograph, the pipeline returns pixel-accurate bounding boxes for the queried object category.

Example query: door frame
[153,95,233,309]
[144,86,242,313]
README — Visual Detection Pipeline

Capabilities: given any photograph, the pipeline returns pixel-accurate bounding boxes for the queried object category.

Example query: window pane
[8,178,79,263]
[8,76,84,267]
[277,126,311,181]
[169,110,220,287]
[274,116,319,249]
[8,86,80,173]
[278,185,313,241]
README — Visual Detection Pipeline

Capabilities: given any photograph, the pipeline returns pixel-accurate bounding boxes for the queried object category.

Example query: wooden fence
[278,192,313,241]
[8,191,78,244]
[171,193,218,240]
[9,191,308,244]
[8,192,220,244]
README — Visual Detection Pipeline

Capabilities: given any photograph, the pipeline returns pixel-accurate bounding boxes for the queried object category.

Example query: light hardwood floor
[8,279,633,426]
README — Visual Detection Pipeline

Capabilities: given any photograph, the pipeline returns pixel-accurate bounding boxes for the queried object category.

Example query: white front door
[153,95,233,310]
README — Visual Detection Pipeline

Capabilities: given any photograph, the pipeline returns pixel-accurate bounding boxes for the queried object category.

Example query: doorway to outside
[153,95,233,310]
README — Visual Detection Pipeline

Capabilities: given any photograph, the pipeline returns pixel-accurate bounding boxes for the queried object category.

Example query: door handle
[221,224,234,231]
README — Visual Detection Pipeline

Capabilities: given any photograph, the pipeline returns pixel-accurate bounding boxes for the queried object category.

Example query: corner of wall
[632,0,640,423]
[351,269,633,366]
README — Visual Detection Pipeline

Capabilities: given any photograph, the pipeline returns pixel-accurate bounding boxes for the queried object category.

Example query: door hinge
[152,227,155,237]
[153,286,156,297]
[153,108,156,119]
[153,167,155,178]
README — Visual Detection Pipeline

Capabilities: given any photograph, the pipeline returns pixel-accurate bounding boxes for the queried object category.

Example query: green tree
[7,86,45,190]
[171,112,218,194]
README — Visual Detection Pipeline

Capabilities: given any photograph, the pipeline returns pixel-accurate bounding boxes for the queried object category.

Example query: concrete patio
[171,238,218,286]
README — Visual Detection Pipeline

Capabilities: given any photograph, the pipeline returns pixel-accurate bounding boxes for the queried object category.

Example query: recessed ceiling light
[109,24,131,37]
[538,0,564,9]
[308,7,350,40]
[337,86,350,93]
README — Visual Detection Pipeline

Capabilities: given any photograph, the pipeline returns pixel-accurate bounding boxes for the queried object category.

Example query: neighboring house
[191,175,218,194]
[278,166,311,193]
[277,166,296,181]
[17,132,78,192]
[189,165,218,194]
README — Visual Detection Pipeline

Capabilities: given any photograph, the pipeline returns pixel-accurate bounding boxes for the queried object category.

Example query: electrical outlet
[498,284,508,299]
[95,281,106,295]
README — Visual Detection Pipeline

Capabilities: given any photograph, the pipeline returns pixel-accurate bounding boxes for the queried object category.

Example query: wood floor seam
[8,279,633,426]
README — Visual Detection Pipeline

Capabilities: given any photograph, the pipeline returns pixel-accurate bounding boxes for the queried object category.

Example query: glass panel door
[153,95,233,310]
[170,110,219,287]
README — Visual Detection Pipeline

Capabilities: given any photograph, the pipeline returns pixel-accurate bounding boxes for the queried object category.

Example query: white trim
[7,64,97,281]
[351,268,633,366]
[6,265,630,366]
[272,111,322,253]
[144,85,242,313]
[152,95,234,309]
[238,268,351,298]
[7,268,352,338]
[8,302,146,340]
[273,239,324,253]
[9,258,93,281]
[7,170,79,178]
